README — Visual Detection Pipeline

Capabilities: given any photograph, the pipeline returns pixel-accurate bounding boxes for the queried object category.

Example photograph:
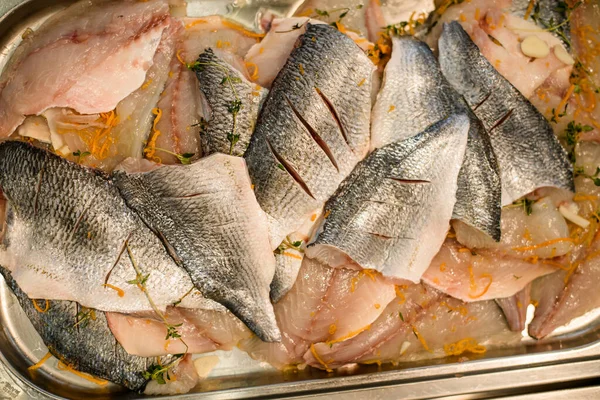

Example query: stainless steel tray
[0,0,599,398]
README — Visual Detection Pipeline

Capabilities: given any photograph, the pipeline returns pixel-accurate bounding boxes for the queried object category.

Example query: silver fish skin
[439,21,574,205]
[0,141,198,314]
[0,267,162,391]
[194,48,266,156]
[509,0,571,45]
[113,154,280,342]
[244,23,374,248]
[371,36,501,241]
[244,23,374,300]
[306,114,470,283]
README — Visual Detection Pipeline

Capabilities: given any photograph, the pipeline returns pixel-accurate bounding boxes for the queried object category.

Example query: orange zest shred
[144,108,163,162]
[474,8,480,20]
[395,285,406,304]
[141,79,153,90]
[573,193,598,202]
[358,78,366,87]
[176,49,187,66]
[57,360,108,386]
[467,265,493,299]
[411,325,432,352]
[440,301,468,316]
[328,324,337,335]
[388,105,396,112]
[554,84,575,122]
[28,352,52,371]
[282,251,303,260]
[221,20,265,39]
[363,269,378,281]
[511,237,574,252]
[310,344,332,372]
[326,324,371,345]
[184,18,207,29]
[374,303,381,309]
[458,248,472,253]
[102,283,125,297]
[443,338,486,356]
[310,213,317,222]
[32,299,50,313]
[298,63,305,75]
[524,0,535,20]
[245,61,259,80]
[440,262,447,272]
[334,21,347,34]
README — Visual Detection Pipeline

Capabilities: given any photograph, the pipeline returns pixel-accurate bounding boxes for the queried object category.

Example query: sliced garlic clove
[521,36,550,59]
[554,45,575,65]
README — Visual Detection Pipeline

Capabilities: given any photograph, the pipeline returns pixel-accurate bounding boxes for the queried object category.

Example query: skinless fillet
[0,0,171,137]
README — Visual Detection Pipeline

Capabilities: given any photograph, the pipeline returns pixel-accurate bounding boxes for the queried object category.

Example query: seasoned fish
[240,257,396,368]
[0,141,198,314]
[244,23,374,297]
[439,21,574,205]
[113,154,279,342]
[194,49,266,156]
[304,284,520,370]
[371,36,501,239]
[107,307,250,357]
[0,0,170,137]
[0,268,163,391]
[307,114,469,283]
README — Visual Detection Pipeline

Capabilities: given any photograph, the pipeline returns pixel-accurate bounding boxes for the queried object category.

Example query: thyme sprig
[125,243,189,384]
[73,307,96,329]
[275,236,304,254]
[530,1,582,48]
[188,61,242,155]
[312,5,363,23]
[510,198,535,216]
[563,121,593,163]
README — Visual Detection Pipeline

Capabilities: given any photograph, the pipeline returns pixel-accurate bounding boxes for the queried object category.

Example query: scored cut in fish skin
[0,141,199,314]
[194,48,267,156]
[244,23,374,299]
[371,35,501,240]
[0,0,171,138]
[306,114,469,283]
[113,154,280,342]
[439,21,574,205]
[0,267,162,391]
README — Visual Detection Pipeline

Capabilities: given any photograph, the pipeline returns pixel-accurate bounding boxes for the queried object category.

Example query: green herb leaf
[512,198,535,216]
[399,312,404,321]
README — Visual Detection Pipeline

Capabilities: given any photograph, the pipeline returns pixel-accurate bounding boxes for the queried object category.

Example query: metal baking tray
[0,0,599,398]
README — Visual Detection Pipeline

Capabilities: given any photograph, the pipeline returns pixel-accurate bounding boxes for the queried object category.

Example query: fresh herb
[188,61,243,156]
[575,166,600,186]
[313,5,362,23]
[563,121,593,163]
[227,132,240,155]
[221,76,242,85]
[275,20,308,33]
[125,243,189,384]
[142,355,184,385]
[550,103,568,123]
[73,307,96,329]
[513,275,522,280]
[165,323,183,340]
[531,1,582,48]
[512,198,535,216]
[72,150,91,163]
[277,163,285,171]
[399,312,404,322]
[275,236,304,254]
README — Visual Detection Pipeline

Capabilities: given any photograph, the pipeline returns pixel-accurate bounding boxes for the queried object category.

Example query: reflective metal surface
[0,0,599,398]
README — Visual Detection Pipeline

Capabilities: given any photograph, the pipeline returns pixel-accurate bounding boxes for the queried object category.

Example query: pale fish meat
[496,283,531,332]
[304,283,520,370]
[244,23,374,298]
[438,21,574,205]
[194,49,267,156]
[307,114,469,283]
[106,307,250,357]
[239,257,396,368]
[0,141,199,314]
[113,154,279,342]
[371,35,501,240]
[0,0,170,138]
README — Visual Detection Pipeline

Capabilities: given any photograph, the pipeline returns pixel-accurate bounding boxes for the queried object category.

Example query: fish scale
[194,48,266,157]
[307,114,470,283]
[244,23,374,301]
[439,21,574,205]
[371,35,501,240]
[113,154,279,342]
[0,141,197,315]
